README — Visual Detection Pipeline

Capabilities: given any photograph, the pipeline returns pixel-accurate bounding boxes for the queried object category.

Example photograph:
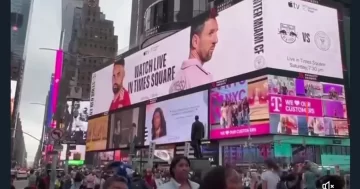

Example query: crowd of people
[15,156,348,189]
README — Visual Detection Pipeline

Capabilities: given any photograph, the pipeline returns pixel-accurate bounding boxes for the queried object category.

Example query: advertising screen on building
[11,80,17,117]
[108,107,145,148]
[144,91,208,145]
[90,0,256,116]
[265,0,342,78]
[89,0,342,116]
[209,76,270,139]
[60,144,86,161]
[114,150,129,161]
[65,101,90,144]
[268,75,348,136]
[99,151,114,161]
[86,115,109,151]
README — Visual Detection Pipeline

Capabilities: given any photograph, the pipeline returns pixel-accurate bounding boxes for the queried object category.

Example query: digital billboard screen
[65,101,89,144]
[268,75,348,136]
[86,115,109,151]
[11,80,17,117]
[144,91,208,145]
[265,0,342,78]
[99,151,114,161]
[90,0,256,116]
[209,76,270,139]
[60,144,86,161]
[108,107,145,148]
[89,0,342,116]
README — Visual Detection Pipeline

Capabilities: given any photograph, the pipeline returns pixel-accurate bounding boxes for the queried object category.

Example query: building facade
[60,0,118,102]
[61,0,84,52]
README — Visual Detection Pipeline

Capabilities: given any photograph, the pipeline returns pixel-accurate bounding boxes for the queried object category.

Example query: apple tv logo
[288,1,300,9]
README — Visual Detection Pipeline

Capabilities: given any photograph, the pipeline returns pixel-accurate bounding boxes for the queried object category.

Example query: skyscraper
[62,0,84,52]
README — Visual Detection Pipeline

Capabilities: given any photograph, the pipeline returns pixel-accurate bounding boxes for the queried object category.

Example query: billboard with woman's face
[144,91,208,145]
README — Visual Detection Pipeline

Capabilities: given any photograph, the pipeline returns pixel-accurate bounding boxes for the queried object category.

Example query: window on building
[105,36,107,40]
[94,44,97,48]
[87,18,90,22]
[92,18,95,22]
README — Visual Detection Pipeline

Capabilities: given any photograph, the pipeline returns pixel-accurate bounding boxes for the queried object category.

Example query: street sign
[50,128,64,140]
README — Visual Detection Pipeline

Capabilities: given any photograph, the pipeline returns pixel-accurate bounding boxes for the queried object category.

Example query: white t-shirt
[261,170,280,189]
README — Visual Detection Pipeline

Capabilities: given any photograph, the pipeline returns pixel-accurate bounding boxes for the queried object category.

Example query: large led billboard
[268,75,348,136]
[11,80,17,117]
[144,91,208,145]
[60,144,86,161]
[265,0,342,78]
[86,115,108,151]
[65,101,90,144]
[108,107,145,148]
[89,0,342,116]
[209,76,270,139]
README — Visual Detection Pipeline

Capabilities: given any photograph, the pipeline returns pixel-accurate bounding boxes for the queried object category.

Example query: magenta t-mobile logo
[270,96,282,112]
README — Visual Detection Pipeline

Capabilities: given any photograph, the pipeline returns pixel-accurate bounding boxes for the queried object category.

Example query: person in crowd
[38,170,51,189]
[151,107,167,140]
[131,172,151,189]
[191,115,205,158]
[61,173,73,189]
[279,163,302,189]
[302,162,317,189]
[103,176,129,189]
[159,156,199,189]
[199,166,242,189]
[28,169,37,187]
[144,168,157,189]
[261,159,280,189]
[243,172,251,189]
[154,172,164,188]
[84,172,96,189]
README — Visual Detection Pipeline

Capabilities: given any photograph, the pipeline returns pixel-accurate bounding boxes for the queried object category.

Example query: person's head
[112,59,125,95]
[264,158,280,172]
[103,176,129,189]
[152,107,167,139]
[145,168,153,177]
[170,156,191,181]
[30,169,35,174]
[200,166,242,189]
[190,10,218,63]
[195,115,199,121]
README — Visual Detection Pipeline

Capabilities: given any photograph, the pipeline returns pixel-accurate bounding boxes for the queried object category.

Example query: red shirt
[109,88,131,111]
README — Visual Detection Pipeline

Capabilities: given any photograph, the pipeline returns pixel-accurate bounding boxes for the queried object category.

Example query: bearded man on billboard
[169,10,219,93]
[110,59,131,110]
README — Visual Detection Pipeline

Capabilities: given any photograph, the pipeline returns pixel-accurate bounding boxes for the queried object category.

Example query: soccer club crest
[278,23,298,44]
[314,31,331,51]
